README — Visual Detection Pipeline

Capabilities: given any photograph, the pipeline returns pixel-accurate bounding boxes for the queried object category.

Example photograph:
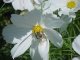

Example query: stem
[0,3,5,10]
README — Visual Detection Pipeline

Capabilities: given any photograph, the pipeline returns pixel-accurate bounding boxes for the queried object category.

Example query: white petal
[51,0,66,8]
[43,0,66,14]
[3,0,13,3]
[72,57,80,60]
[69,12,76,18]
[41,14,64,29]
[43,0,58,14]
[43,6,56,14]
[43,1,51,12]
[44,29,63,48]
[23,0,34,11]
[34,0,44,4]
[58,8,70,16]
[38,39,49,60]
[59,15,72,32]
[30,38,42,60]
[12,0,24,10]
[11,10,42,28]
[12,0,34,11]
[34,0,40,4]
[30,38,49,60]
[72,34,80,55]
[61,15,72,23]
[76,1,80,11]
[2,24,31,44]
[11,32,32,59]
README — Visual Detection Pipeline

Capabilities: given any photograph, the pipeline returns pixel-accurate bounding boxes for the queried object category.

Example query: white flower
[43,0,80,17]
[72,57,80,60]
[72,34,80,55]
[3,0,47,11]
[2,10,63,60]
[58,0,80,18]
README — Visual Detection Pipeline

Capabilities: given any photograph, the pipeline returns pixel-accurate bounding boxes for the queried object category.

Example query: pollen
[32,24,43,33]
[67,1,76,9]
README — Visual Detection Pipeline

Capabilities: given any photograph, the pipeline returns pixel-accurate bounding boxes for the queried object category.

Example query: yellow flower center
[32,24,43,33]
[67,1,76,9]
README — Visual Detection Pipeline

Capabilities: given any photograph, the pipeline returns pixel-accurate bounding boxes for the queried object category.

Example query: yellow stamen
[32,24,43,33]
[67,1,76,9]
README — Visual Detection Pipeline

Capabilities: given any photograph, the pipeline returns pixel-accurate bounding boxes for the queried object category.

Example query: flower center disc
[67,1,76,9]
[32,24,43,33]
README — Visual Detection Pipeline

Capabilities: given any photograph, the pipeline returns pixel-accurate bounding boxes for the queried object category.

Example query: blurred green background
[0,0,80,60]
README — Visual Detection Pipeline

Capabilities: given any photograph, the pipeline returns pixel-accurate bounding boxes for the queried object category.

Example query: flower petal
[11,10,42,28]
[30,38,49,60]
[11,32,32,59]
[2,24,31,44]
[22,0,34,11]
[43,0,66,14]
[38,39,49,60]
[12,0,23,10]
[30,38,42,60]
[43,1,51,14]
[3,0,13,3]
[34,0,44,4]
[59,15,72,32]
[41,14,64,29]
[72,57,80,60]
[12,0,34,11]
[76,1,80,11]
[69,12,76,18]
[72,34,80,55]
[44,29,63,48]
[61,14,72,23]
[34,0,40,4]
[43,0,58,14]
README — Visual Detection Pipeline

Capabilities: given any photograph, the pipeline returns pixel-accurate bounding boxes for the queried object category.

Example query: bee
[34,32,47,40]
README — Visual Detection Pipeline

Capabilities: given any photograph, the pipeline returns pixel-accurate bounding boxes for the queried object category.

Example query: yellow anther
[32,24,43,33]
[67,1,76,9]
